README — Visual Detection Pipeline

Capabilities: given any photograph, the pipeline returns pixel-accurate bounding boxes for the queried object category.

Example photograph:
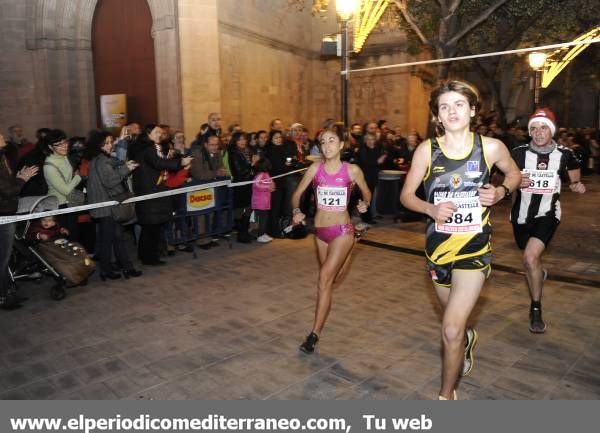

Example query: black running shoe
[461,327,478,376]
[529,305,547,333]
[299,332,319,353]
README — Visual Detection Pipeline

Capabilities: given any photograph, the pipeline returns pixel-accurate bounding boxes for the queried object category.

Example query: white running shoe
[257,234,272,243]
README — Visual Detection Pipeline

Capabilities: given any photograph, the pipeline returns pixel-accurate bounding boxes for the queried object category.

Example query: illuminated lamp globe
[336,0,360,20]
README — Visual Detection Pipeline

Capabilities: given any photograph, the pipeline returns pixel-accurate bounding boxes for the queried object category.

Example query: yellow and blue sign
[186,188,215,211]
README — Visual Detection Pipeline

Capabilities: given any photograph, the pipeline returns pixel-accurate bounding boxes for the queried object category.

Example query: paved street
[1,177,599,400]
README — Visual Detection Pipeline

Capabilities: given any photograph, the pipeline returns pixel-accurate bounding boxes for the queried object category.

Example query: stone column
[178,0,222,141]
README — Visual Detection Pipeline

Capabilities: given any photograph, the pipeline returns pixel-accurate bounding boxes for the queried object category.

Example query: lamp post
[336,0,359,128]
[528,51,546,110]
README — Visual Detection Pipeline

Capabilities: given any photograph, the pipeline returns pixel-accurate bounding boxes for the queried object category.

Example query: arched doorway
[92,0,158,127]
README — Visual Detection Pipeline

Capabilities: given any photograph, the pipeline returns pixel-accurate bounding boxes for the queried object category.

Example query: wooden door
[92,0,158,127]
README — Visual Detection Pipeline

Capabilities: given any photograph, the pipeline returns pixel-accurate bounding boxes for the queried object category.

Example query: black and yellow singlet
[423,133,492,265]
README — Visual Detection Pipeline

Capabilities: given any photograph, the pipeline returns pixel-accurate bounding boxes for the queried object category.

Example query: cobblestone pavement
[1,177,598,400]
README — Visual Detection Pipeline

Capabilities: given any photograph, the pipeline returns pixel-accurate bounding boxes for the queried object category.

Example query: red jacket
[26,220,66,242]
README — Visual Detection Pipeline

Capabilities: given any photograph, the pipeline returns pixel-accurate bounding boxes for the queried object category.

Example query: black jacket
[16,148,48,197]
[0,152,25,216]
[228,147,254,208]
[264,142,296,177]
[358,145,384,188]
[130,140,182,225]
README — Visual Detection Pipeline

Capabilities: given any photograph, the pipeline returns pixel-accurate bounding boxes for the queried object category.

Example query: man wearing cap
[510,107,585,333]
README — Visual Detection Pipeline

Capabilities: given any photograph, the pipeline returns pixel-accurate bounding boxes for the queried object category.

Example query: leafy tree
[392,0,599,123]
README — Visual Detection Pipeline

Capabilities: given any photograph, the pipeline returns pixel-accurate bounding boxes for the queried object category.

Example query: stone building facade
[0,0,433,141]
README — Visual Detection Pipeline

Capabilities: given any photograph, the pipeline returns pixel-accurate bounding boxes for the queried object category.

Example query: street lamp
[336,0,360,129]
[528,51,546,110]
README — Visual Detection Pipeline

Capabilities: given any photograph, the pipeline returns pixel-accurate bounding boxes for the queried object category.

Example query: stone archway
[25,0,182,134]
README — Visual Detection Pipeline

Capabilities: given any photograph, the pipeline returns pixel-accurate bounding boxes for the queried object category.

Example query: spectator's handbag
[110,184,135,223]
[87,159,134,222]
[66,188,86,207]
[44,161,86,206]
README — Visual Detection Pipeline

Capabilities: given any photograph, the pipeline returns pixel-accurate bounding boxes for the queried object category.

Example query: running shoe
[299,332,319,353]
[256,234,273,243]
[529,304,547,333]
[438,390,457,400]
[461,327,478,377]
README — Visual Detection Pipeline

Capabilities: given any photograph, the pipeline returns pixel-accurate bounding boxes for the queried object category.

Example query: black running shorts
[426,252,492,287]
[512,216,560,250]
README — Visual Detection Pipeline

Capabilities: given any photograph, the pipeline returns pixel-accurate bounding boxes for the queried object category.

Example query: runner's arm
[291,162,319,211]
[567,169,585,193]
[400,141,455,223]
[479,137,522,206]
[349,164,372,205]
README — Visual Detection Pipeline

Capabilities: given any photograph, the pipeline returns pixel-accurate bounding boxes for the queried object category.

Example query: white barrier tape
[344,38,600,75]
[0,167,310,225]
[0,201,119,225]
[228,167,309,187]
[121,179,231,204]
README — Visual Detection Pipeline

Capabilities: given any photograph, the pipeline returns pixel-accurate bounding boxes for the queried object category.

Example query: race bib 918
[317,186,348,211]
[434,196,483,234]
[522,169,557,194]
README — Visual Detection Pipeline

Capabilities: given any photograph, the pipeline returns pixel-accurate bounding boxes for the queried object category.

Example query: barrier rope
[0,168,309,225]
[344,39,600,75]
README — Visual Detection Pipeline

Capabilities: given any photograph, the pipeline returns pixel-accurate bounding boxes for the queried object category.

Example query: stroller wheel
[50,284,66,301]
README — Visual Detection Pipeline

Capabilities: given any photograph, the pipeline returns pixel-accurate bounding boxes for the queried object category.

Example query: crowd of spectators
[1,114,598,309]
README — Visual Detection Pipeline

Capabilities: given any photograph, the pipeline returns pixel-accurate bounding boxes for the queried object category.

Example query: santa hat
[528,107,556,136]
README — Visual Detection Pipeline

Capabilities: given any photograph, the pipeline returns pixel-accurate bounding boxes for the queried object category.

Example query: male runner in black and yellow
[401,80,521,400]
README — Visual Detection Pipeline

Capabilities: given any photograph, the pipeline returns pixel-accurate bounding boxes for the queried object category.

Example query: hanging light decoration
[352,0,391,52]
[290,1,392,52]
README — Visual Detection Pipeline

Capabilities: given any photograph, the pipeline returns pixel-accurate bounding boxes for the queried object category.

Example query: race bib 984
[434,196,483,234]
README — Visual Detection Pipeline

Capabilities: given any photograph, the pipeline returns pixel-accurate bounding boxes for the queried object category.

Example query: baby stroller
[9,196,95,300]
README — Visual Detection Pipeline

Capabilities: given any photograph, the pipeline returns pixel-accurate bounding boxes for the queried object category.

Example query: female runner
[291,130,371,353]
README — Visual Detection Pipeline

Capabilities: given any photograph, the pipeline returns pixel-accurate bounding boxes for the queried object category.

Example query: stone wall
[0,0,433,142]
[178,0,222,140]
[0,0,96,138]
[0,0,182,138]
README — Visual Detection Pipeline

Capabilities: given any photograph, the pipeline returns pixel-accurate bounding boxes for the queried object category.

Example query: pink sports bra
[312,162,353,212]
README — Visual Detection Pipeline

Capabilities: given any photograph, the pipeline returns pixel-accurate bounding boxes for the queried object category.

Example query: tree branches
[393,0,432,46]
[446,0,509,46]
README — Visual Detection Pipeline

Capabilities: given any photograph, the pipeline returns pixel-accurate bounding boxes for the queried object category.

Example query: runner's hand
[357,199,369,214]
[520,173,530,189]
[292,211,305,225]
[429,201,457,224]
[478,183,500,206]
[569,181,585,193]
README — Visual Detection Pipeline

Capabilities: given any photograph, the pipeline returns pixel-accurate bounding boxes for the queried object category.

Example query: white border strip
[344,39,600,74]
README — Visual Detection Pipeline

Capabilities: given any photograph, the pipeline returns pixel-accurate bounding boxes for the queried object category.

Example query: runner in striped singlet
[511,108,585,334]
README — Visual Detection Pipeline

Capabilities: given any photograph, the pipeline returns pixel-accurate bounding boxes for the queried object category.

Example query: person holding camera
[264,130,297,238]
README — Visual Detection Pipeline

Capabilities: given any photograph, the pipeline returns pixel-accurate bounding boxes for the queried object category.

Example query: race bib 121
[317,186,348,211]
